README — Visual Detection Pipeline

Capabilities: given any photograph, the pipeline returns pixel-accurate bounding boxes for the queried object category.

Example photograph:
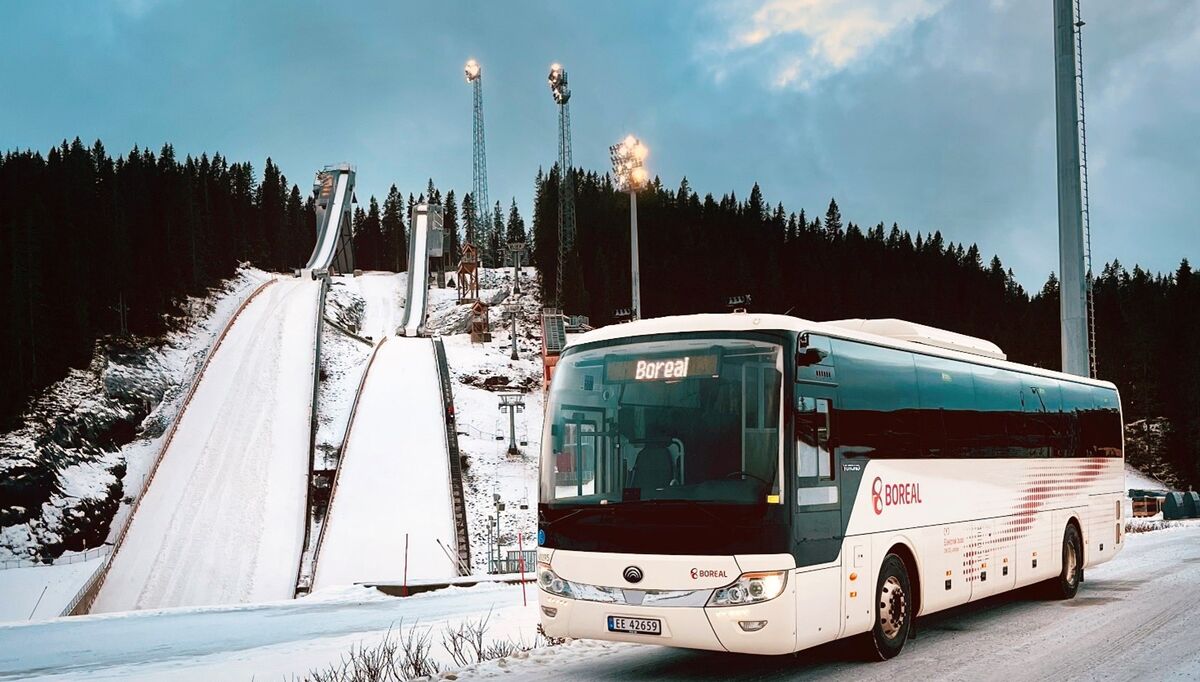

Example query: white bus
[537,313,1124,659]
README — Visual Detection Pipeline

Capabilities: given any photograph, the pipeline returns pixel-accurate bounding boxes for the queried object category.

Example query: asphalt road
[494,524,1200,681]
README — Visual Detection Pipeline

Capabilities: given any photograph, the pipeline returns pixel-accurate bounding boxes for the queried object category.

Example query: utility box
[1163,492,1189,520]
[1183,491,1200,518]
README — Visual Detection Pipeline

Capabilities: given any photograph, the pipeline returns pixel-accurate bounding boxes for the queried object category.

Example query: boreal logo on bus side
[871,476,923,515]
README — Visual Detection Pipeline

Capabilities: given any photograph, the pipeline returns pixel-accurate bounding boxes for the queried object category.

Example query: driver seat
[631,444,674,492]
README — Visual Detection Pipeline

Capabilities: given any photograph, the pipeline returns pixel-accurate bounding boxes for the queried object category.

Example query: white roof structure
[823,318,1006,361]
[567,313,1115,390]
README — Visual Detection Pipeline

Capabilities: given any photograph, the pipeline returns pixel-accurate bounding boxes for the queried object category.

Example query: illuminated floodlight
[609,135,650,193]
[548,63,570,104]
[465,59,481,82]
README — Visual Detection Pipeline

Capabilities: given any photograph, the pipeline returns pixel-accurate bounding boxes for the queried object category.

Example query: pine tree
[824,198,843,238]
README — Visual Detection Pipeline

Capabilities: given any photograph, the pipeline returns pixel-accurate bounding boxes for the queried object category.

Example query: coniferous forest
[1,141,1197,486]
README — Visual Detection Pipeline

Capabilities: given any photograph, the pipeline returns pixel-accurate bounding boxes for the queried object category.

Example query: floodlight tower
[465,59,489,244]
[548,63,577,308]
[610,135,650,320]
[1052,0,1096,378]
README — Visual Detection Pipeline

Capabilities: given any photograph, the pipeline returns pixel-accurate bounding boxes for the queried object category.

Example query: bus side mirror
[796,348,826,367]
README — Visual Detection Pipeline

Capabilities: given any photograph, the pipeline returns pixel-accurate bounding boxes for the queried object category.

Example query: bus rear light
[738,620,768,632]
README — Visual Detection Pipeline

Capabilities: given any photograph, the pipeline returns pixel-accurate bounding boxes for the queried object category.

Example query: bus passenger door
[794,396,841,558]
[793,394,843,644]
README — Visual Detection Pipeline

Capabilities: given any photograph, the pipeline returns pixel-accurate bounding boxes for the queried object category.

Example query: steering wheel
[724,470,770,487]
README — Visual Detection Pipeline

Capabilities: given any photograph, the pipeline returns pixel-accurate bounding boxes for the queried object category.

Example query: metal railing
[0,546,110,571]
[303,335,391,593]
[434,337,472,575]
[294,276,329,594]
[491,549,537,575]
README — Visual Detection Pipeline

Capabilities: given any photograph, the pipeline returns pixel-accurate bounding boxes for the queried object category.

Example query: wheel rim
[879,575,907,640]
[1065,538,1079,587]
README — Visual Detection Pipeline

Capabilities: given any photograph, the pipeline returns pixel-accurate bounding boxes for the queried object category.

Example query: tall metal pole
[1053,0,1090,377]
[466,60,489,243]
[629,190,642,320]
[510,309,519,360]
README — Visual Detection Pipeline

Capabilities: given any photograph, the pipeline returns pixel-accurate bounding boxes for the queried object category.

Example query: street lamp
[610,135,650,320]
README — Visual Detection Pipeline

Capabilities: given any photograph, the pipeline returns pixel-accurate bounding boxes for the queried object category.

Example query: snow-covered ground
[438,267,545,573]
[459,524,1200,680]
[0,558,103,622]
[313,337,459,588]
[1126,463,1170,492]
[92,278,320,613]
[0,581,537,680]
[4,523,1198,680]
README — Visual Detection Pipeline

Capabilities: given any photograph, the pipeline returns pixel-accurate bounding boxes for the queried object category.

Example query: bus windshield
[541,335,783,507]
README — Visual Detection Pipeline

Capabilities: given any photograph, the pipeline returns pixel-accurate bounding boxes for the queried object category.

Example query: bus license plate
[607,616,661,635]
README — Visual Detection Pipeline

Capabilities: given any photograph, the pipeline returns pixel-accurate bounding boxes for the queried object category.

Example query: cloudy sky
[2,0,1196,287]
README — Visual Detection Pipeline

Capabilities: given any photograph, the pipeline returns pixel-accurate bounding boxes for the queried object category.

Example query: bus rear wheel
[1050,523,1083,600]
[866,553,912,661]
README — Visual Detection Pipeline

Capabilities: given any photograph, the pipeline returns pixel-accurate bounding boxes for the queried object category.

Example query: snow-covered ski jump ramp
[398,203,444,337]
[93,278,321,613]
[304,164,356,275]
[311,336,462,589]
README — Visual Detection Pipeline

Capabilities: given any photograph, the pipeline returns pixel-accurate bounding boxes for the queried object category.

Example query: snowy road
[312,337,459,589]
[484,525,1200,681]
[93,278,320,613]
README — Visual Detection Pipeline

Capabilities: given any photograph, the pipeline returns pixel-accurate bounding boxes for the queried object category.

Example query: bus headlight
[707,571,788,607]
[538,565,573,598]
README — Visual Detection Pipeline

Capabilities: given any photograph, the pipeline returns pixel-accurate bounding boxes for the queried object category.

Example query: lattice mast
[1073,0,1098,379]
[465,60,489,244]
[548,63,577,309]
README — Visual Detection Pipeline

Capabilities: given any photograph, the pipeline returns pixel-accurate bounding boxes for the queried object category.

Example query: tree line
[1,140,1194,485]
[0,139,531,430]
[530,166,1200,485]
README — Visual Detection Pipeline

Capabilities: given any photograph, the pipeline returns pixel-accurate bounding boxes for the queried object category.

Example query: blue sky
[2,0,1196,288]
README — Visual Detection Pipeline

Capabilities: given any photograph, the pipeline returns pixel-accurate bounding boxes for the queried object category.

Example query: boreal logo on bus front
[872,476,923,515]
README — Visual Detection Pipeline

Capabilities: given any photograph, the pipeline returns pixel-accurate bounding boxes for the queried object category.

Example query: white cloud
[700,0,951,90]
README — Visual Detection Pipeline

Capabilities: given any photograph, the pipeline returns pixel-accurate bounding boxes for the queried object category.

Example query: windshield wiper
[541,505,614,528]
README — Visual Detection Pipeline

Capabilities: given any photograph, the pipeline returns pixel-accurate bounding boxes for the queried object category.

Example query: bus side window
[797,398,832,481]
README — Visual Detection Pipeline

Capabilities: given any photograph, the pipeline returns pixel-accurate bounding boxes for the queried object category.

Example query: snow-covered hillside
[0,268,272,564]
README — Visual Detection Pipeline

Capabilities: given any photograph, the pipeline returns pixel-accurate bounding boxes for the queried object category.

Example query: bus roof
[565,312,1117,391]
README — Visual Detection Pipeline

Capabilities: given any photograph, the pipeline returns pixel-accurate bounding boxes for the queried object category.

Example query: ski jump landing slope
[94,278,321,613]
[312,337,458,589]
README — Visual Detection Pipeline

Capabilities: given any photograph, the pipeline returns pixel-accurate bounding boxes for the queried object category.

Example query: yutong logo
[690,568,729,580]
[623,566,644,584]
[872,476,923,515]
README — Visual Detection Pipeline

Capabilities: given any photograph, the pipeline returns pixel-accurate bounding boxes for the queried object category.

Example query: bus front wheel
[866,553,912,661]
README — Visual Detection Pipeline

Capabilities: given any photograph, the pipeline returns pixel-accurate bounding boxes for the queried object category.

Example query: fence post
[518,531,527,606]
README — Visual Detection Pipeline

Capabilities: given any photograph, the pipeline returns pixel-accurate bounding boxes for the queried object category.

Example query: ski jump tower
[304,163,357,276]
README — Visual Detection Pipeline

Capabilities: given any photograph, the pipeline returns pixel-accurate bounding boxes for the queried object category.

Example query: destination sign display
[604,351,721,383]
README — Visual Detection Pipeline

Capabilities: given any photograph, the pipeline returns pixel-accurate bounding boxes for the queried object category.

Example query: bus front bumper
[538,586,797,655]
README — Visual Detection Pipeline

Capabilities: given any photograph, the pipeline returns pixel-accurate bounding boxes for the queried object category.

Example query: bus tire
[866,553,912,661]
[1051,523,1083,600]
